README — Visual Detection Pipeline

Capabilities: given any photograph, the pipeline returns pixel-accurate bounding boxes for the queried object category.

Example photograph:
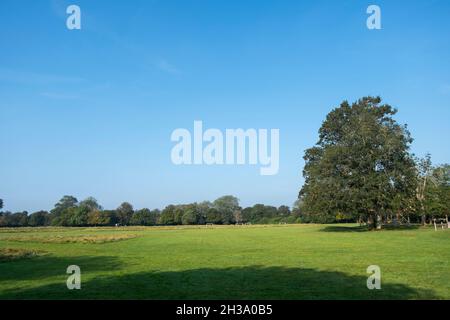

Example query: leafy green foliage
[116,202,134,225]
[28,211,50,227]
[299,97,418,228]
[88,210,115,226]
[0,193,301,227]
[421,164,450,218]
[0,212,28,227]
[130,209,159,226]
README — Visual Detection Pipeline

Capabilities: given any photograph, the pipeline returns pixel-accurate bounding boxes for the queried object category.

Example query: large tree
[51,195,78,215]
[299,97,417,229]
[213,195,240,224]
[181,208,199,225]
[79,197,102,211]
[28,211,50,227]
[50,195,78,225]
[116,202,134,225]
[159,205,177,225]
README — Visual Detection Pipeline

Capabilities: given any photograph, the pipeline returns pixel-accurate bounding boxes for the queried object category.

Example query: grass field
[0,224,449,300]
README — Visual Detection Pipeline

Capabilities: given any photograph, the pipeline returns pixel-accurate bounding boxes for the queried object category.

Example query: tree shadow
[0,254,123,283]
[321,224,421,233]
[382,224,421,231]
[0,264,437,300]
[320,225,369,233]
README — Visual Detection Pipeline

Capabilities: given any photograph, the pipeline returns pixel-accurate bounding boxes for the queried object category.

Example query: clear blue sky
[1,0,450,213]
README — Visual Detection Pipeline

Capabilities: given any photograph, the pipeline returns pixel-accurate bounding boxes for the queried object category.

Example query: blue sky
[1,0,450,212]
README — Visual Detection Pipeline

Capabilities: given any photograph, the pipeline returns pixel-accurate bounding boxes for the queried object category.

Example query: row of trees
[299,96,450,229]
[0,195,301,227]
[2,97,448,230]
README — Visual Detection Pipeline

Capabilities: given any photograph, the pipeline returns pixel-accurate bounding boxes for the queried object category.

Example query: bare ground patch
[0,248,44,262]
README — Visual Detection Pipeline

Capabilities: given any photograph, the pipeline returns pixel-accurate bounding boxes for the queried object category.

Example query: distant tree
[241,207,252,223]
[277,205,291,216]
[28,211,50,227]
[0,211,29,227]
[213,196,240,214]
[116,202,134,225]
[233,209,243,224]
[213,196,240,224]
[241,204,278,223]
[195,202,211,224]
[173,206,184,225]
[50,195,78,225]
[425,164,450,219]
[102,210,118,226]
[221,211,234,224]
[287,202,303,224]
[87,210,113,226]
[199,201,212,209]
[66,206,89,226]
[181,208,199,225]
[52,195,78,214]
[299,97,417,229]
[0,212,9,227]
[244,204,262,222]
[0,212,11,227]
[79,197,102,211]
[16,212,29,227]
[262,205,278,219]
[159,205,176,225]
[131,208,159,226]
[0,199,3,210]
[151,209,161,224]
[249,204,264,221]
[205,208,222,224]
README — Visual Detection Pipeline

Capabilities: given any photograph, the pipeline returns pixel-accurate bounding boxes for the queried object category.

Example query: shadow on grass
[321,225,369,233]
[0,261,437,299]
[0,255,123,282]
[321,224,421,233]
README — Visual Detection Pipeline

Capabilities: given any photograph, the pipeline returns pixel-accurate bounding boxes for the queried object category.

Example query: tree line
[298,96,450,229]
[0,195,301,227]
[2,97,448,230]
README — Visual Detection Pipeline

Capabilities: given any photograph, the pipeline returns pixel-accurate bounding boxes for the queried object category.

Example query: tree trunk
[421,214,427,226]
[395,213,400,226]
[376,214,382,230]
[367,214,376,230]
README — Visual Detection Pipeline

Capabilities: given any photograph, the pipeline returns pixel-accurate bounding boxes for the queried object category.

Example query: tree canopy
[299,97,418,229]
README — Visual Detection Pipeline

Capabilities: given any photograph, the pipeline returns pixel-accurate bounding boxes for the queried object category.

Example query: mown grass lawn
[0,224,449,299]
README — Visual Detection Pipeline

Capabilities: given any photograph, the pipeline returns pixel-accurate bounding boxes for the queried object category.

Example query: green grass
[0,224,449,299]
